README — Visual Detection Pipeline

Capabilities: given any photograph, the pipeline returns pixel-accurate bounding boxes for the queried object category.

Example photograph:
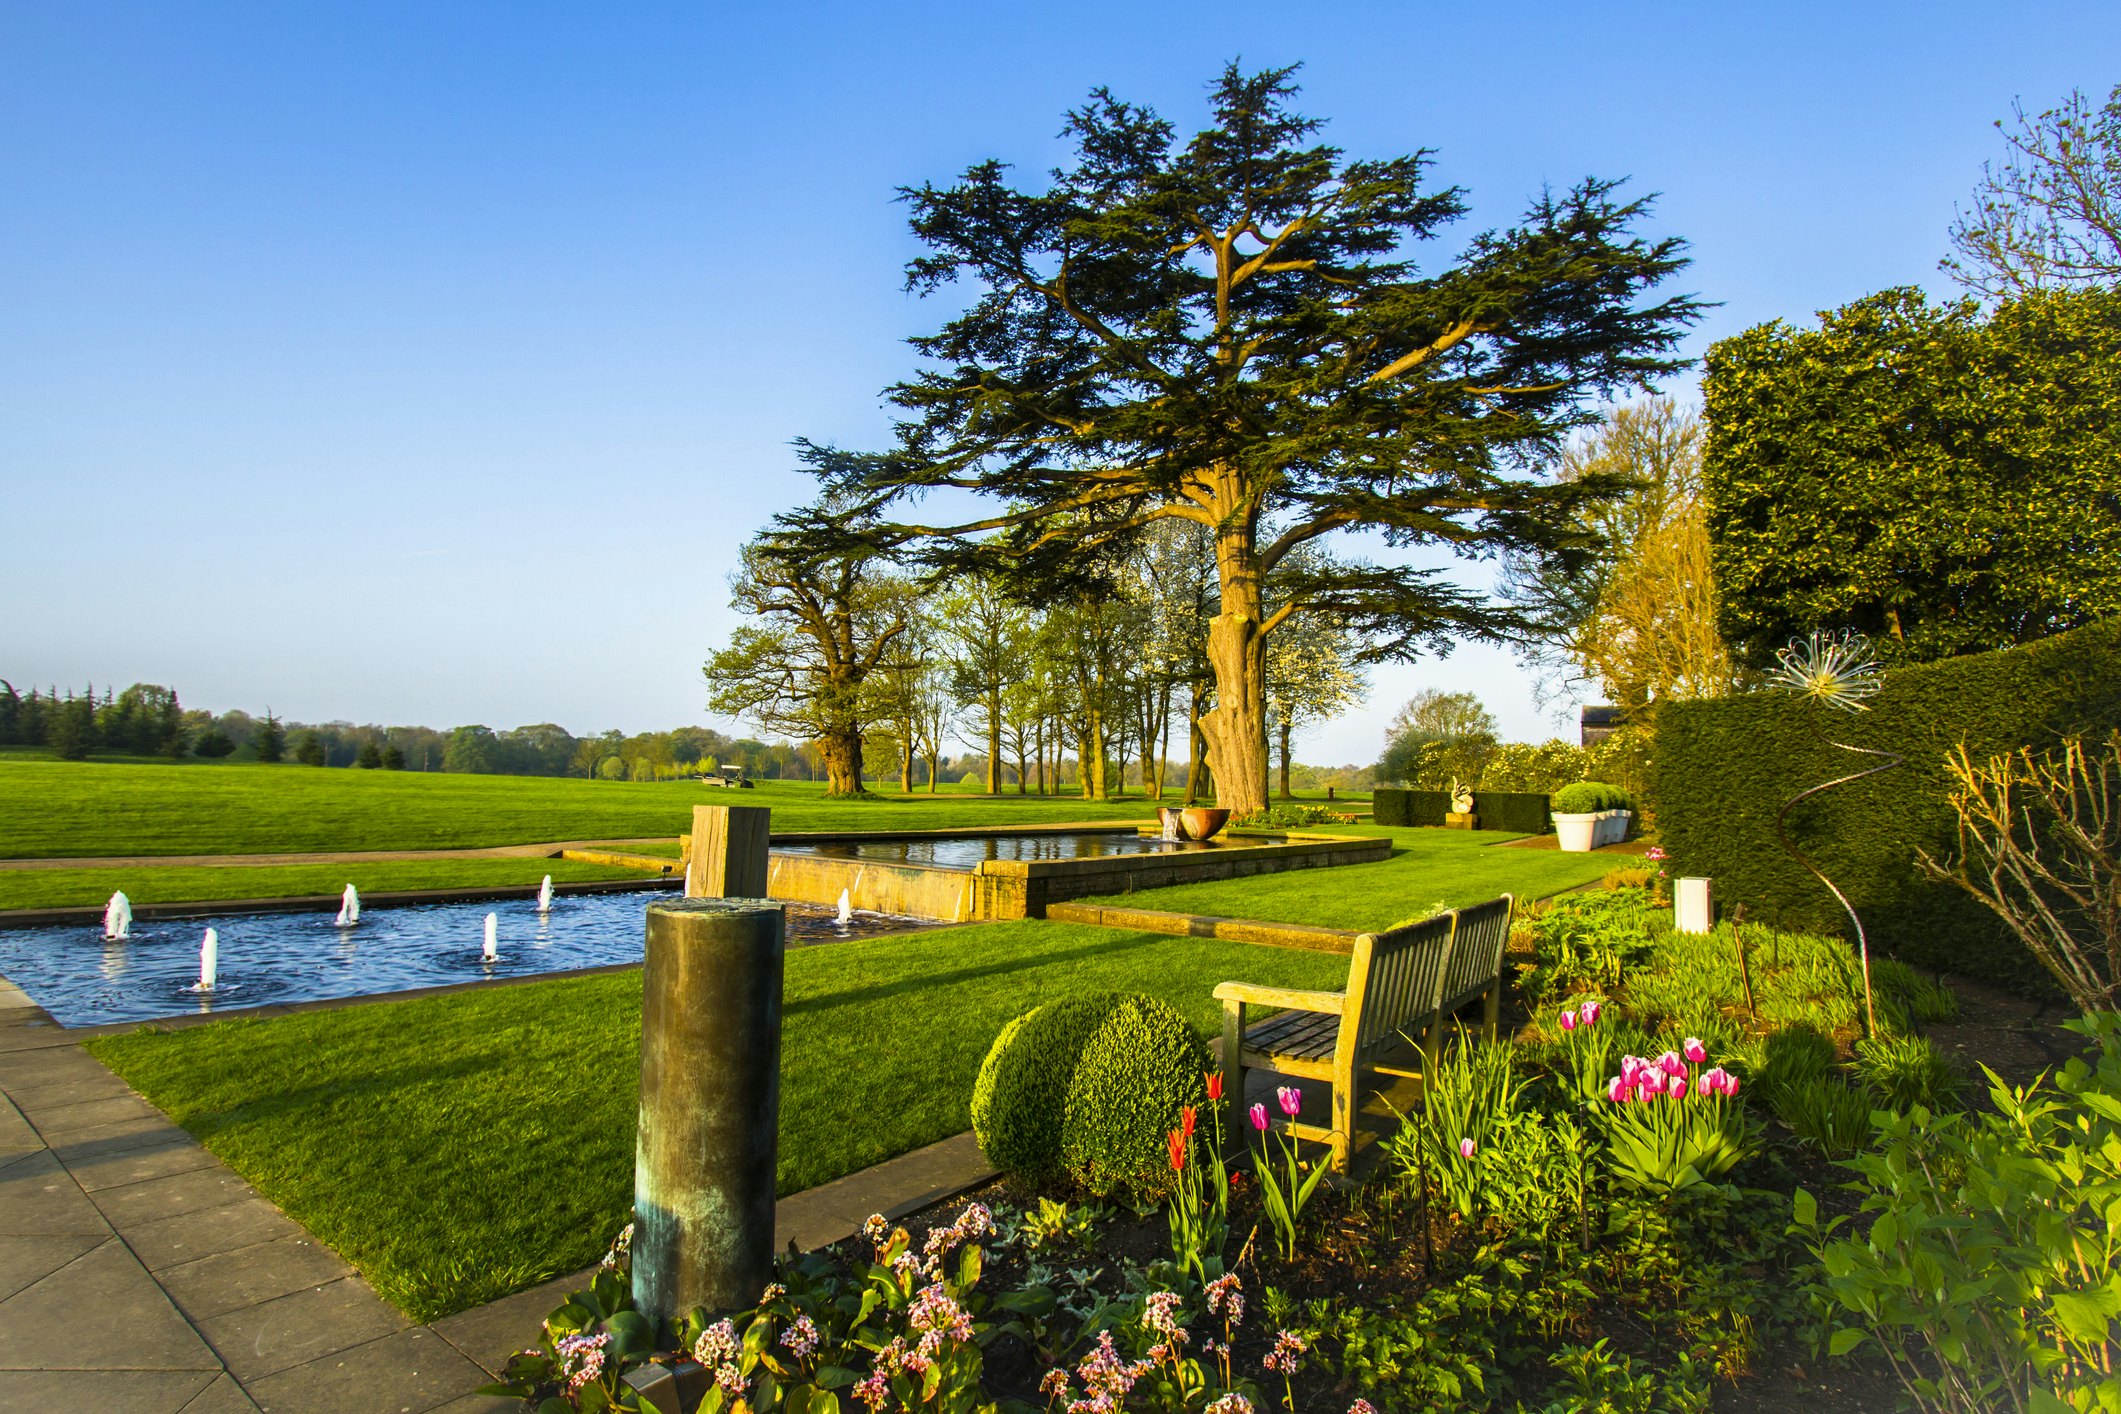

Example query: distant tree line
[0,678,834,782]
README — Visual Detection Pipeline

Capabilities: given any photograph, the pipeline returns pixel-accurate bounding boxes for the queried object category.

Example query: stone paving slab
[0,970,1004,1413]
[0,1237,220,1371]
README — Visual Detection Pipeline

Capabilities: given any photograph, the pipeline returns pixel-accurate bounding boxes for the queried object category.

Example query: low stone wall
[760,831,1391,923]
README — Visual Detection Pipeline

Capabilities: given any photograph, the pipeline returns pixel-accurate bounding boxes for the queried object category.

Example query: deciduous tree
[1944,83,2121,299]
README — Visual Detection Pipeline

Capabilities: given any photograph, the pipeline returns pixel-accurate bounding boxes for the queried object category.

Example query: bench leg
[1483,979,1502,1040]
[1329,1066,1355,1174]
[1220,999,1246,1156]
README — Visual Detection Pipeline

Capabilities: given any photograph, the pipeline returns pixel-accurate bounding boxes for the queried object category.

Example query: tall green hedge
[1373,788,1450,827]
[1654,619,2121,984]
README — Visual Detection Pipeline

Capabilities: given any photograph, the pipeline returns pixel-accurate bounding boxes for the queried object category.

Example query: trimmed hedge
[1062,995,1212,1198]
[1373,787,1550,832]
[1474,791,1553,833]
[970,992,1123,1180]
[1654,619,2121,985]
[1373,788,1450,827]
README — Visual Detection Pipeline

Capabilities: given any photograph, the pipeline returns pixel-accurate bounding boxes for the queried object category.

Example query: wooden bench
[1213,895,1514,1172]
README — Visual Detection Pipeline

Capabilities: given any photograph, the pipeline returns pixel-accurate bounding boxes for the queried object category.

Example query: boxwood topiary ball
[971,992,1125,1182]
[1061,994,1213,1198]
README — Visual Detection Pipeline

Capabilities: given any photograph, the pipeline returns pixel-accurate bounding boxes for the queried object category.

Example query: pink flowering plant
[1038,1274,1262,1414]
[478,1226,666,1411]
[667,1203,1053,1414]
[1550,996,1619,1103]
[1600,1040,1756,1196]
[1249,1086,1332,1262]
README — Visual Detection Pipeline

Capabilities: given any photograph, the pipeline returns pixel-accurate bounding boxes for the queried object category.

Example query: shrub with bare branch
[1917,733,2121,1016]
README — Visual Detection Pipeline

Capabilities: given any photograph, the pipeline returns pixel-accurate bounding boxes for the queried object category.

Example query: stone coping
[763,821,1147,844]
[0,876,683,931]
[1044,901,1359,953]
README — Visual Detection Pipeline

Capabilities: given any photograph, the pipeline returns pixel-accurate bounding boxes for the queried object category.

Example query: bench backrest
[1341,911,1456,1069]
[1437,894,1514,1013]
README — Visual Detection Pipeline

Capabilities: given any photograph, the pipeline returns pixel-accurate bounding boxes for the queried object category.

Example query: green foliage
[192,728,235,759]
[293,729,327,767]
[1599,1072,1754,1198]
[1060,994,1212,1198]
[1794,1017,2121,1414]
[1771,1076,1874,1158]
[1852,1034,1963,1113]
[1522,1339,1713,1414]
[1387,1032,1527,1220]
[1372,787,1450,827]
[1654,617,2121,984]
[1551,782,1629,814]
[971,994,1123,1183]
[1228,803,1356,829]
[1704,285,2121,665]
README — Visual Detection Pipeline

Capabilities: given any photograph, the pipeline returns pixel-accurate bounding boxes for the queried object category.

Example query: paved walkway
[0,978,995,1412]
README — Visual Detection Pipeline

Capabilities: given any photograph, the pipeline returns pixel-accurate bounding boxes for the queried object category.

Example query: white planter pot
[1554,813,1599,852]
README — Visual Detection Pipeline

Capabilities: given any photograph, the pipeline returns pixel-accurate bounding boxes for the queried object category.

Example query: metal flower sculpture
[1768,631,1899,1034]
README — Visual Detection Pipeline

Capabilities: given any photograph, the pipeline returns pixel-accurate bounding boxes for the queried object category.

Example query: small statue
[1450,778,1474,815]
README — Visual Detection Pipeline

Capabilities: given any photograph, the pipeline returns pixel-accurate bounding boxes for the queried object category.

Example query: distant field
[1075,824,1619,930]
[0,758,1165,859]
[0,858,652,912]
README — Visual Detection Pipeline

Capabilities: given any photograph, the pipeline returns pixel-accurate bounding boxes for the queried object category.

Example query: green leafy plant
[1793,1016,2121,1414]
[1771,1075,1874,1158]
[1229,803,1357,829]
[1524,1338,1713,1414]
[1162,1075,1230,1283]
[1853,1034,1963,1113]
[1021,1197,1105,1252]
[1061,994,1213,1198]
[478,1227,668,1411]
[1387,1031,1528,1220]
[1552,781,1630,813]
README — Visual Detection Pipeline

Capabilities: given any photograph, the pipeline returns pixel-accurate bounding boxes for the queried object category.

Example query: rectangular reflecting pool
[0,891,936,1028]
[773,830,1216,871]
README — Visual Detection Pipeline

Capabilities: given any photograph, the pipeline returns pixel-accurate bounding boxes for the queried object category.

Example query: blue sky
[4,2,2116,763]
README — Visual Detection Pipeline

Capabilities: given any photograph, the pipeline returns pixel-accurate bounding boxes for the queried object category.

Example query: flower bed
[484,886,2116,1412]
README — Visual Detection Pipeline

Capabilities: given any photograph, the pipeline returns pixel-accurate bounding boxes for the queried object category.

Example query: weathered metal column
[631,897,784,1325]
[686,804,771,898]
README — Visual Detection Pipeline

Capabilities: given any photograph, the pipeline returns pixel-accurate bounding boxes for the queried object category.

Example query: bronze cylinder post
[632,898,785,1325]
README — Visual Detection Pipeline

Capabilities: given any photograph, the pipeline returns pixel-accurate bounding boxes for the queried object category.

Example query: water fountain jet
[103,891,132,941]
[195,928,218,991]
[537,875,554,913]
[483,912,499,962]
[334,884,360,927]
[836,889,852,927]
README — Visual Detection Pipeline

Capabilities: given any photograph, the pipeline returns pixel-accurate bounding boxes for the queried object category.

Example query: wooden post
[632,898,784,1324]
[687,804,770,899]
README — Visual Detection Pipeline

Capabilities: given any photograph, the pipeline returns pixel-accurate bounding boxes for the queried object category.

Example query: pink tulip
[1579,1000,1602,1026]
[1670,1076,1690,1098]
[1658,1051,1687,1079]
[1639,1068,1666,1096]
[1701,1066,1737,1097]
[1620,1055,1645,1083]
[1683,1037,1707,1064]
[1458,1138,1476,1159]
[1248,1102,1269,1132]
[1559,1010,1577,1032]
[1605,1076,1629,1103]
[1277,1085,1302,1119]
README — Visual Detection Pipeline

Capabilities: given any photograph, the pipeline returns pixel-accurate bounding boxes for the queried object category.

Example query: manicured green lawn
[1076,825,1621,930]
[88,920,1347,1321]
[0,758,1163,859]
[0,858,654,911]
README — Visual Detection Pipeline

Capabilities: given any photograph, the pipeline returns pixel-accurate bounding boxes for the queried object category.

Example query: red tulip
[1181,1104,1198,1138]
[1205,1072,1224,1103]
[1167,1128,1187,1173]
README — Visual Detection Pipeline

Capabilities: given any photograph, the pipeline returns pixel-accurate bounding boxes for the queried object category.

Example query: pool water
[774,830,1221,871]
[0,891,933,1028]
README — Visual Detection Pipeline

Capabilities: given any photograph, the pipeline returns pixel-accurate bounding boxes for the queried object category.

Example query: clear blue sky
[5,2,2115,764]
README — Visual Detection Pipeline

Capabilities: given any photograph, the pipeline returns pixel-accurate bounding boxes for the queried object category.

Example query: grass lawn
[88,920,1348,1321]
[0,758,1164,859]
[1076,825,1622,930]
[0,858,655,912]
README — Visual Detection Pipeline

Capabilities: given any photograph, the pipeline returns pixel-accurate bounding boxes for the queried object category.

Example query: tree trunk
[900,736,912,795]
[986,692,1001,795]
[1184,687,1205,804]
[1278,720,1293,799]
[1198,535,1270,814]
[926,750,940,793]
[822,727,865,797]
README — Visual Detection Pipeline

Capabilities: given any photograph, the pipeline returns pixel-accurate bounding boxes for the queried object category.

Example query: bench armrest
[1212,982,1345,1014]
